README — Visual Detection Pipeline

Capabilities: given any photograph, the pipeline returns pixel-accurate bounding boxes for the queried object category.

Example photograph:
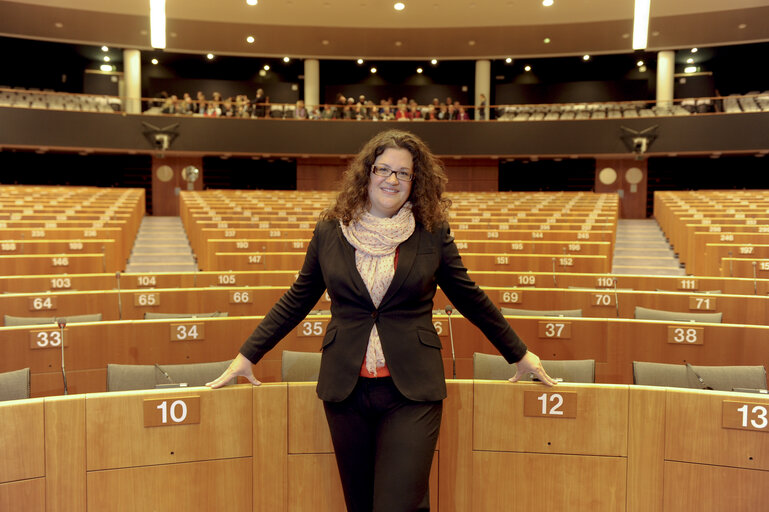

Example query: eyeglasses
[371,164,414,182]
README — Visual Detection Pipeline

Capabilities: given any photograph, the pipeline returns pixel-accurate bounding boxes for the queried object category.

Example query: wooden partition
[1,382,767,511]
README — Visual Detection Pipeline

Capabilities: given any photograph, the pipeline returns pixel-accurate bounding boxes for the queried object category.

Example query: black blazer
[239,219,528,402]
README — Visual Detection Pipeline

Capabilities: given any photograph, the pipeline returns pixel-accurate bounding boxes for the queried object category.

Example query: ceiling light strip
[632,0,650,50]
[150,0,166,49]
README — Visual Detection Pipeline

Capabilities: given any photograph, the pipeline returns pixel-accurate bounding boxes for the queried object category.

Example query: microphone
[154,364,187,388]
[57,318,68,395]
[444,305,456,379]
[686,363,713,390]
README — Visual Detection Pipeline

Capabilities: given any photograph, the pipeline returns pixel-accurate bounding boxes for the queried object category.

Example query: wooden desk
[2,383,766,511]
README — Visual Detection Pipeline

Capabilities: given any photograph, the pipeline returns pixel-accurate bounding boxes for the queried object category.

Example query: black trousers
[323,377,443,512]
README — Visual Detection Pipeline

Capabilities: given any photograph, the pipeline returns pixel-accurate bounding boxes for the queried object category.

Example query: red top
[358,247,398,378]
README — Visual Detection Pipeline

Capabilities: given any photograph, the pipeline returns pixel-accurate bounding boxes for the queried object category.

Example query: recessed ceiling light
[691,48,698,53]
[207,53,214,60]
[738,23,747,29]
[263,64,270,71]
[357,58,364,64]
[468,40,476,46]
[395,41,402,46]
[583,54,590,61]
[416,67,423,73]
[542,0,553,6]
[246,36,255,43]
[370,67,377,73]
[283,57,290,63]
[394,2,405,11]
[100,64,112,72]
[101,46,109,52]
[246,0,257,5]
[637,60,644,67]
[684,66,697,73]
[322,40,330,45]
[505,57,512,63]
[430,59,438,65]
[543,37,551,44]
[103,56,110,62]
[54,22,63,28]
[686,58,694,64]
[151,58,159,65]
[524,65,531,71]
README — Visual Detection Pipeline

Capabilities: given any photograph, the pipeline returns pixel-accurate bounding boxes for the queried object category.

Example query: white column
[474,59,491,120]
[656,50,675,108]
[123,49,142,114]
[304,59,320,113]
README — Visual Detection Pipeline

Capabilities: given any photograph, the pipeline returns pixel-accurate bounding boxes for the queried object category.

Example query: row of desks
[1,381,767,511]
[2,285,768,326]
[1,269,767,295]
[1,314,766,397]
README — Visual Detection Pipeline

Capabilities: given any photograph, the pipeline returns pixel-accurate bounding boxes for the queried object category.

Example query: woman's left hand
[509,350,558,386]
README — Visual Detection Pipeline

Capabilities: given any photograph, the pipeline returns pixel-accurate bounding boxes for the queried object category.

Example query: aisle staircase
[611,219,685,276]
[124,216,197,273]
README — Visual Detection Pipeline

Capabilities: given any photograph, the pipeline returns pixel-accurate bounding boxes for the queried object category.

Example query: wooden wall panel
[0,479,45,512]
[473,381,628,456]
[0,399,45,483]
[626,386,665,512]
[253,384,287,512]
[45,395,86,512]
[663,462,769,511]
[296,157,499,192]
[87,458,252,512]
[85,385,251,471]
[472,451,627,511]
[288,383,333,454]
[664,389,769,470]
[287,454,346,511]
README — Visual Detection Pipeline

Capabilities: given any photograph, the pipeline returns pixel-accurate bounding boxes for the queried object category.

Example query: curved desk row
[1,315,767,397]
[1,382,767,511]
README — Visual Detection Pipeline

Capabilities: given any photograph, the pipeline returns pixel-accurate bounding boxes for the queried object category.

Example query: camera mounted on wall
[620,125,658,160]
[141,121,180,156]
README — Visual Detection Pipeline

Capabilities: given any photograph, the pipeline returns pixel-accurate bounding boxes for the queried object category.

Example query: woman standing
[207,129,555,512]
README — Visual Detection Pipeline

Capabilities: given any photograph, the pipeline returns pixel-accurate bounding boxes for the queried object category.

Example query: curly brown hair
[321,129,451,231]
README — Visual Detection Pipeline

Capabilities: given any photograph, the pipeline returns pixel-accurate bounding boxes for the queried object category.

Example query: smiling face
[367,147,414,218]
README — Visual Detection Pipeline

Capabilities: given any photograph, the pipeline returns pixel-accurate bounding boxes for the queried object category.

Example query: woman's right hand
[206,353,261,389]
